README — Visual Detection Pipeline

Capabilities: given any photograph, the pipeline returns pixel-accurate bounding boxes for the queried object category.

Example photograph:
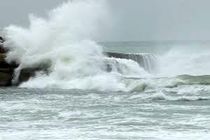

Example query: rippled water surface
[1,86,210,140]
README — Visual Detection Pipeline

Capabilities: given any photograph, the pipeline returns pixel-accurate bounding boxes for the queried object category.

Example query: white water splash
[158,45,210,76]
[3,0,148,91]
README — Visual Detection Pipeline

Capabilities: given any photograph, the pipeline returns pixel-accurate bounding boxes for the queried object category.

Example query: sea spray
[3,0,149,91]
[158,44,210,76]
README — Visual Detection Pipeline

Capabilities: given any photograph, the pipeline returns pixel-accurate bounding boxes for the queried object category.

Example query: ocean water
[0,77,210,140]
[1,41,210,140]
[1,0,210,139]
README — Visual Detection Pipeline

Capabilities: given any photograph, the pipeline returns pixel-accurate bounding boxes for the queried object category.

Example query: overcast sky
[1,0,210,41]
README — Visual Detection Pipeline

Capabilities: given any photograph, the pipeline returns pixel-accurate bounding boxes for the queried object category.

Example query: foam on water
[1,87,210,140]
[1,1,210,139]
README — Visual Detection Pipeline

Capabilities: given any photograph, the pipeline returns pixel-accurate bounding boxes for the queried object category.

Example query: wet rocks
[0,37,5,53]
[0,36,50,86]
[0,39,14,86]
[0,69,13,86]
[0,36,19,86]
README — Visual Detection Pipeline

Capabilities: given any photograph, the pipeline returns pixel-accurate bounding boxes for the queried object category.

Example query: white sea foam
[3,0,210,92]
[3,0,148,91]
[158,45,210,76]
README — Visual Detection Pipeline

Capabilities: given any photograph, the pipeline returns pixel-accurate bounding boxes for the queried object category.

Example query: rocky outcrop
[0,39,14,86]
[0,36,50,86]
[0,50,39,86]
[0,69,13,86]
[0,49,42,86]
[0,37,5,53]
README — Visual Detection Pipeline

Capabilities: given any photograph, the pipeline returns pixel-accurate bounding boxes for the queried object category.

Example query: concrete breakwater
[106,52,156,73]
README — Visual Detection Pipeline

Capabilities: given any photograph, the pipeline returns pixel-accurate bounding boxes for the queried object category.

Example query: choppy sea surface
[2,1,210,139]
[1,86,210,140]
[1,42,210,140]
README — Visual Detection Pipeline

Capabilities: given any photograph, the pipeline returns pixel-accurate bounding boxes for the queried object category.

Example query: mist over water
[158,44,210,76]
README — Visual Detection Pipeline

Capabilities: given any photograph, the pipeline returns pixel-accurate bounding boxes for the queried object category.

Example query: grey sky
[1,0,210,41]
[0,0,64,27]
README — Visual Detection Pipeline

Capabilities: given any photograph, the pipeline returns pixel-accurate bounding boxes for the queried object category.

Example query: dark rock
[0,53,15,86]
[0,53,6,61]
[0,68,13,73]
[15,67,49,85]
[0,36,5,53]
[0,53,9,68]
[0,36,8,53]
[0,40,17,86]
[18,68,37,84]
[0,36,4,43]
[0,45,49,86]
[0,53,17,68]
[0,36,19,86]
[0,44,5,53]
[106,52,157,73]
[106,52,130,59]
[0,71,13,86]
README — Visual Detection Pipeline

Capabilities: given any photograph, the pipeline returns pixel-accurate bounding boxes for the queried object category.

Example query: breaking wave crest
[2,0,210,93]
[3,0,150,91]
